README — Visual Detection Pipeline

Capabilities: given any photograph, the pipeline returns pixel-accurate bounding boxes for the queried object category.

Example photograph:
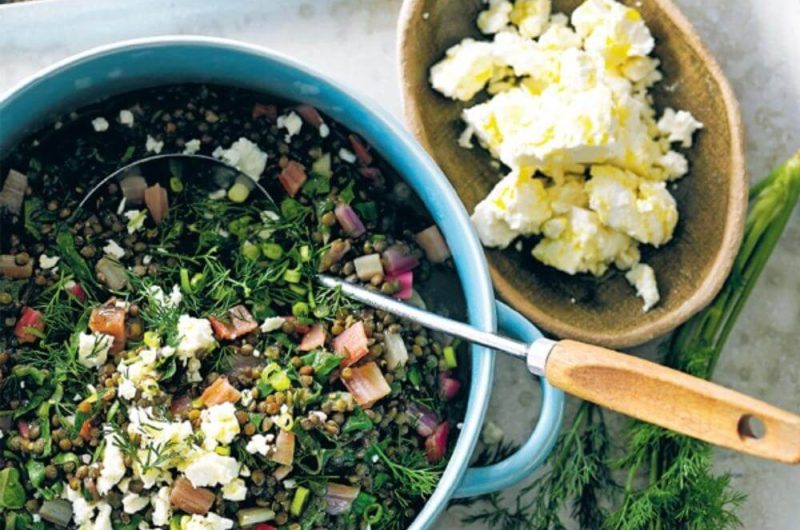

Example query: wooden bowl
[398,0,747,349]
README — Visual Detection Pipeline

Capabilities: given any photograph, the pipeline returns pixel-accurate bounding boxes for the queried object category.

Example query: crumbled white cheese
[97,432,126,495]
[103,239,126,260]
[510,0,551,38]
[92,117,110,132]
[122,493,150,514]
[176,315,217,359]
[260,316,286,333]
[213,137,268,181]
[118,377,137,401]
[151,486,172,527]
[182,512,234,530]
[277,111,303,143]
[183,138,202,155]
[245,434,271,456]
[78,332,114,369]
[657,107,704,148]
[145,135,164,154]
[38,254,60,270]
[625,262,660,311]
[430,0,702,305]
[200,402,241,449]
[222,478,248,501]
[147,284,183,308]
[429,38,495,101]
[319,123,330,138]
[338,148,357,164]
[119,110,135,127]
[93,502,113,530]
[477,0,512,34]
[181,450,240,488]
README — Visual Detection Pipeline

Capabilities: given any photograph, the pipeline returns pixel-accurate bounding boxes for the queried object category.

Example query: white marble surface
[0,1,798,528]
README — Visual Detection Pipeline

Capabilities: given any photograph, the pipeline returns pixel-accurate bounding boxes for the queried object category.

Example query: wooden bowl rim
[397,0,747,348]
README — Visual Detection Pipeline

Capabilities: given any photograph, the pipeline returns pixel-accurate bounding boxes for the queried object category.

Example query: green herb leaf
[342,407,373,434]
[0,468,27,510]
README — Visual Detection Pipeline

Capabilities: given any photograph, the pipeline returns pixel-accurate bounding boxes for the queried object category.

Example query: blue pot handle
[453,302,566,498]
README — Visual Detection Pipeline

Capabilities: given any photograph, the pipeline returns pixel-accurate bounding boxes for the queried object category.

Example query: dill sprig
[371,442,444,499]
[459,402,615,530]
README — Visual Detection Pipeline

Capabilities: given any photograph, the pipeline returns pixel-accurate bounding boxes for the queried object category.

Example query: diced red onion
[425,422,450,464]
[353,253,383,281]
[120,175,147,204]
[0,169,27,215]
[388,271,413,300]
[341,362,391,409]
[17,420,31,439]
[348,134,373,165]
[66,281,87,302]
[383,332,408,370]
[295,105,324,129]
[252,103,278,122]
[381,245,419,275]
[170,395,192,417]
[278,160,307,198]
[271,430,295,466]
[407,402,439,438]
[324,483,361,515]
[439,373,462,401]
[0,255,33,279]
[299,323,326,351]
[144,183,169,224]
[169,477,215,515]
[252,524,277,530]
[415,225,451,263]
[334,203,366,238]
[14,307,44,345]
[334,321,369,366]
[358,167,381,181]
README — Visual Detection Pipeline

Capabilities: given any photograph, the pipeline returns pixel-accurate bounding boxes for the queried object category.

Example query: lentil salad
[0,85,466,530]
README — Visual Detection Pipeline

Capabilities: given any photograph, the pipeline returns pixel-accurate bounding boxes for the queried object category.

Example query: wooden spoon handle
[546,340,800,463]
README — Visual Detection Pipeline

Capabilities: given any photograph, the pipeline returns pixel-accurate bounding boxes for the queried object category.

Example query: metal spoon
[78,153,277,211]
[319,275,800,464]
[83,155,800,464]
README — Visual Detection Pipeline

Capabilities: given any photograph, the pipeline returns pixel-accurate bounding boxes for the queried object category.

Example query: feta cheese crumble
[103,239,126,260]
[260,316,286,333]
[277,111,303,143]
[212,137,268,181]
[625,262,660,311]
[145,135,164,154]
[119,109,135,127]
[78,332,114,368]
[92,117,110,132]
[430,0,704,311]
[183,138,202,155]
[38,253,60,270]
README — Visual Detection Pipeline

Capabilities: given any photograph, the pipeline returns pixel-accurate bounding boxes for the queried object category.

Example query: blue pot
[0,37,565,529]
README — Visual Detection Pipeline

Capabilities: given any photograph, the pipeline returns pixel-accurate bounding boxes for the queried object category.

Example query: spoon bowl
[398,0,747,348]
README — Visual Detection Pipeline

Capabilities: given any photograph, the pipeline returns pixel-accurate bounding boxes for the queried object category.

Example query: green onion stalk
[607,149,800,530]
